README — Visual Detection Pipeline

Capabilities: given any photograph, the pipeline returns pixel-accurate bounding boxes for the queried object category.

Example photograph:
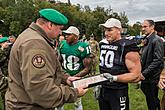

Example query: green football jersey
[59,40,91,76]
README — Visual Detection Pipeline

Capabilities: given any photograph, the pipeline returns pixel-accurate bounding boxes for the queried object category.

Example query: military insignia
[78,46,84,52]
[32,54,46,68]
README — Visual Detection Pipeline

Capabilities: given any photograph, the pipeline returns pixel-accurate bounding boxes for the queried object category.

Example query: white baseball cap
[63,26,80,36]
[99,18,122,29]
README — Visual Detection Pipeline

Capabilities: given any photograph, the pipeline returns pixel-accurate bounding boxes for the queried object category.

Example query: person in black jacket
[140,19,164,110]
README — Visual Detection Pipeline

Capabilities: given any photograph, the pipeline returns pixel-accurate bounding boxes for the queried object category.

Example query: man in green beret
[5,8,88,110]
[0,36,13,110]
[0,37,8,43]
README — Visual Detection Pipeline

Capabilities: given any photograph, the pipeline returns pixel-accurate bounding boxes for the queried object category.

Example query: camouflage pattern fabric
[0,47,10,109]
[0,47,10,77]
[0,47,10,91]
[0,69,8,91]
[88,39,99,75]
[0,92,4,110]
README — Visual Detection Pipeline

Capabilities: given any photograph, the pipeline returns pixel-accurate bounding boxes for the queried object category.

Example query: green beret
[0,37,8,43]
[39,8,68,25]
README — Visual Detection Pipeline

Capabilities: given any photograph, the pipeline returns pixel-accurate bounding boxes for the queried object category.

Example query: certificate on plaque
[72,74,108,88]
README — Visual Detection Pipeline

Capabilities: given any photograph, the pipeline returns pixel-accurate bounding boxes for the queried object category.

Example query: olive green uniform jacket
[5,23,78,110]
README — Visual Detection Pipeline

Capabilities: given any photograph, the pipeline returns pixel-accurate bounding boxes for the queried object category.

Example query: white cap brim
[63,30,72,34]
[99,24,113,28]
[99,18,122,29]
[62,26,80,36]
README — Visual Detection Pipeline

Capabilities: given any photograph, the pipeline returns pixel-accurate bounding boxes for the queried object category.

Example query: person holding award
[98,18,144,110]
[5,9,88,110]
[58,26,92,110]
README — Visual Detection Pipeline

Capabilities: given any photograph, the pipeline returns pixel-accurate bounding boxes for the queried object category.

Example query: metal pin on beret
[39,8,68,25]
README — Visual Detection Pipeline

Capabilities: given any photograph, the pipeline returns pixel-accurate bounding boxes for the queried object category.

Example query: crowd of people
[0,8,164,110]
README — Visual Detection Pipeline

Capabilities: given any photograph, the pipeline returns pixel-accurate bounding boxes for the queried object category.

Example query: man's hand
[158,78,165,90]
[1,42,10,50]
[139,73,145,80]
[132,73,145,83]
[66,76,80,86]
[102,73,117,82]
[76,87,88,97]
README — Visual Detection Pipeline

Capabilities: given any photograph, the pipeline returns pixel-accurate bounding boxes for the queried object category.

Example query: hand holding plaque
[72,73,117,88]
[72,73,118,88]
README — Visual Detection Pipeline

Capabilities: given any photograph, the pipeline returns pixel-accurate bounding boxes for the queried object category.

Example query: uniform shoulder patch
[32,54,46,68]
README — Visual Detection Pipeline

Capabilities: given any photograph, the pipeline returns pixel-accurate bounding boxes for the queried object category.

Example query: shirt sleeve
[81,42,91,59]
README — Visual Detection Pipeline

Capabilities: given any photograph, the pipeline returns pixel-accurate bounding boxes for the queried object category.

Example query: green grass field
[64,64,164,110]
[64,84,163,110]
[0,84,163,110]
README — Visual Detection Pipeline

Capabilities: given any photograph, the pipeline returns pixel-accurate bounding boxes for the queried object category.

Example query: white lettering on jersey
[101,45,118,50]
[120,96,126,110]
[100,50,114,68]
[61,54,80,70]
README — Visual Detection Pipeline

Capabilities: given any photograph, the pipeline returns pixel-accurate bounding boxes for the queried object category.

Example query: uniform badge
[32,54,46,68]
[78,46,84,52]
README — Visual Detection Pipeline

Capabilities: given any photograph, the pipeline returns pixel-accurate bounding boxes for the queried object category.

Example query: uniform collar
[29,22,55,46]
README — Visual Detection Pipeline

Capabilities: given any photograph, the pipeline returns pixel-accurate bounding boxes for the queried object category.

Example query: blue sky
[70,0,165,25]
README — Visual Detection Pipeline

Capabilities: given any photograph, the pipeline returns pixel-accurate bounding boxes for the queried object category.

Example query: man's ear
[47,22,53,29]
[151,25,155,30]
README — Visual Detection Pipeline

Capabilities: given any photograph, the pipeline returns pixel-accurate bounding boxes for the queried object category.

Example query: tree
[127,22,142,36]
[0,0,129,41]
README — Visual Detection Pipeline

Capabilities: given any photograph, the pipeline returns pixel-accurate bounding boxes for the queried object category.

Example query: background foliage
[0,0,134,41]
